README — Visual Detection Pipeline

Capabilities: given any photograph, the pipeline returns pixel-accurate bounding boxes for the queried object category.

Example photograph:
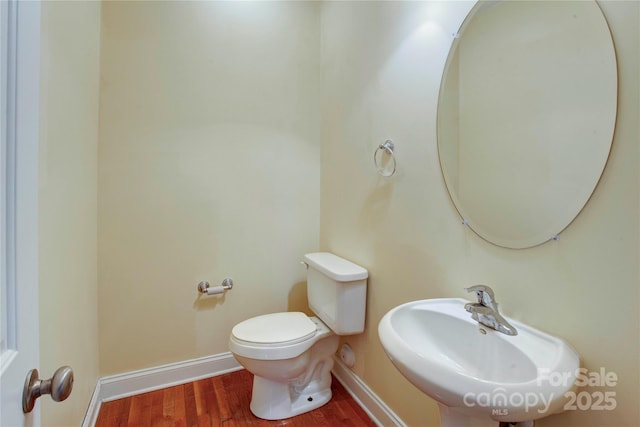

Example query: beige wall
[97,1,321,375]
[38,1,101,426]
[35,1,638,426]
[320,1,638,427]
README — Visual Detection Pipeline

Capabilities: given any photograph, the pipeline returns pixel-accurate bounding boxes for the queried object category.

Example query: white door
[0,1,41,426]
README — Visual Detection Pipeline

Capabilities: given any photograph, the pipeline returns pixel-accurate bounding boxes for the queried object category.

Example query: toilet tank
[303,252,368,335]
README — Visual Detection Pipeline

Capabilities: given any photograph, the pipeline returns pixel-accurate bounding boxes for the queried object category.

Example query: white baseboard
[82,352,405,427]
[81,352,242,427]
[331,355,406,427]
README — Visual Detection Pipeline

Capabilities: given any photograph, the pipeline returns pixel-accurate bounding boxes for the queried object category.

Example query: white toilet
[228,252,368,420]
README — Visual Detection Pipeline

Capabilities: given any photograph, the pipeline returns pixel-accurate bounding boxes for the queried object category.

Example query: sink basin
[378,298,580,425]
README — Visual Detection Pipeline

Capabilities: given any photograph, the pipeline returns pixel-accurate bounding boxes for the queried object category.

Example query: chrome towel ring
[374,139,397,177]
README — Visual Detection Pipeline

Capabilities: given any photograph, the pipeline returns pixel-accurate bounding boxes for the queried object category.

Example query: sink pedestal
[438,404,497,427]
[438,404,534,427]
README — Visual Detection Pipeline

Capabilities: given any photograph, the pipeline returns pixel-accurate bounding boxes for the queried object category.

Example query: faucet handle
[464,285,496,307]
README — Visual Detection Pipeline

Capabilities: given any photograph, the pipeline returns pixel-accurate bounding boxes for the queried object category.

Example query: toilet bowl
[228,253,368,420]
[229,313,339,420]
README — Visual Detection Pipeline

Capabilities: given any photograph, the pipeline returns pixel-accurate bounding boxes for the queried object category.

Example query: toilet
[228,252,368,420]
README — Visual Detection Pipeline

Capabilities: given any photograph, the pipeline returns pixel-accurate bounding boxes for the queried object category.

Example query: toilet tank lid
[304,252,368,281]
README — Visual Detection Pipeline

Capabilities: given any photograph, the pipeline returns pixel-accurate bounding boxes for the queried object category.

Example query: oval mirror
[437,0,617,248]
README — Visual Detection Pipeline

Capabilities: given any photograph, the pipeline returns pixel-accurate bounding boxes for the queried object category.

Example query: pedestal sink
[378,298,580,426]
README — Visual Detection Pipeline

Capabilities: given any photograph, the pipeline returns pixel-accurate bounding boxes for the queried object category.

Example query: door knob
[22,366,74,413]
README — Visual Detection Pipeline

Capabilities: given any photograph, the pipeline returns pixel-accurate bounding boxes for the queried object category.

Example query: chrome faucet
[464,285,517,336]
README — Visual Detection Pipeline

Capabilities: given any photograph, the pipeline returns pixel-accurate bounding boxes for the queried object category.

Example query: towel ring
[374,140,396,177]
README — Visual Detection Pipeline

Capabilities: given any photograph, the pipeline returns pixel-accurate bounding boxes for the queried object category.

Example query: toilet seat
[229,313,331,360]
[232,312,316,345]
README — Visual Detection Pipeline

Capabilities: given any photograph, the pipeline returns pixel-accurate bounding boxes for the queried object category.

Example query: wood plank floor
[95,369,376,427]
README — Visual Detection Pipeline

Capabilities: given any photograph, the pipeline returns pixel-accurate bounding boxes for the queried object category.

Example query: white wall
[320,1,638,426]
[39,1,101,425]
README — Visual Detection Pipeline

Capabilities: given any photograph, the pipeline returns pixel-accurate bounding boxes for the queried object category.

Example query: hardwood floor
[95,369,376,427]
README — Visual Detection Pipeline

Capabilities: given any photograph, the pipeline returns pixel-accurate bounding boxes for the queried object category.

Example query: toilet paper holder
[198,277,234,296]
